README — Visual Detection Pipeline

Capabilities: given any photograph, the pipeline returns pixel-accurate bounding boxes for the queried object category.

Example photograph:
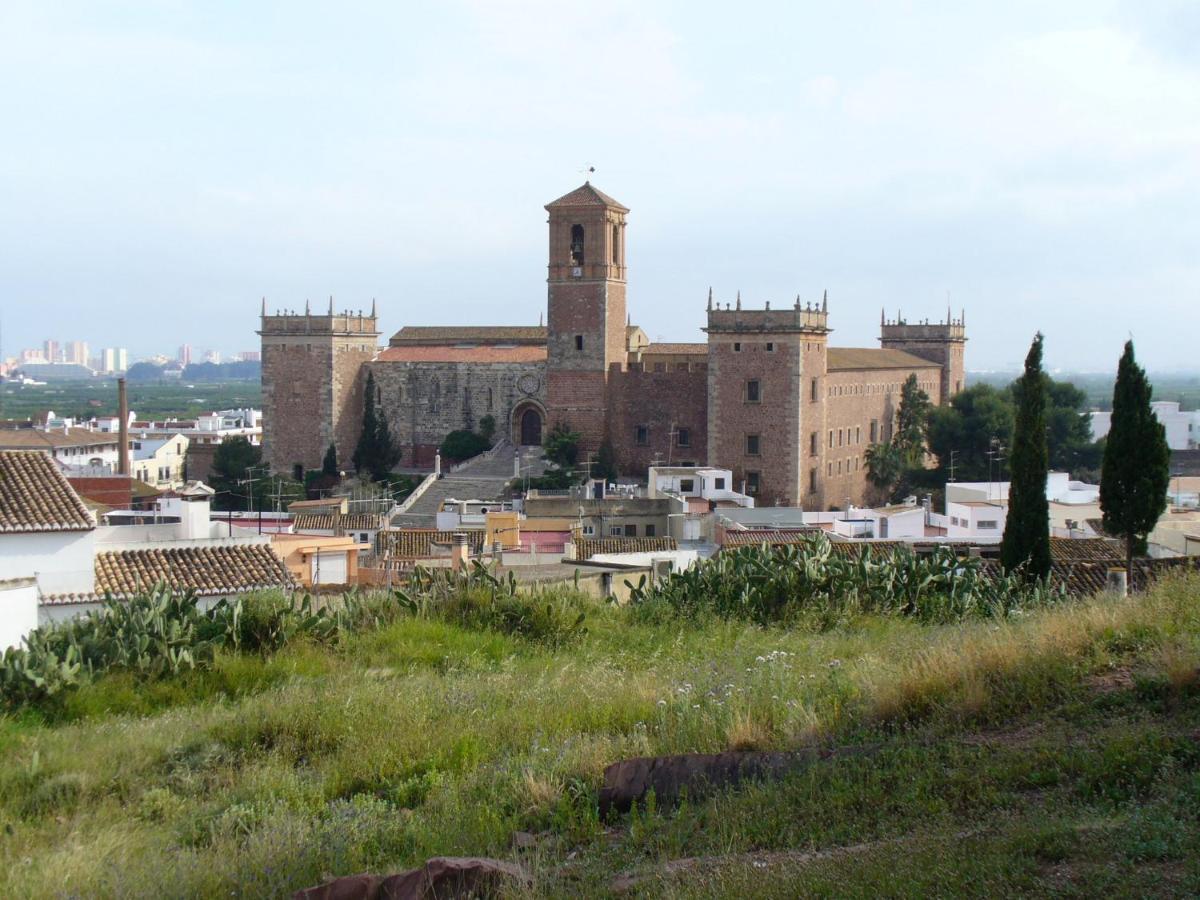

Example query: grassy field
[0,379,261,420]
[3,575,1200,897]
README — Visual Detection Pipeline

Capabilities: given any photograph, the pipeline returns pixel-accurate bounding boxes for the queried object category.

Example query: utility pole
[666,422,678,467]
[948,449,959,483]
[238,465,266,534]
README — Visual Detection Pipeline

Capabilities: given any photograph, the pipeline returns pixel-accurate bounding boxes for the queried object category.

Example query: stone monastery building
[260,183,966,509]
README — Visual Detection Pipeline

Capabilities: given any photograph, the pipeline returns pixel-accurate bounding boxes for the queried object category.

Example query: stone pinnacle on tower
[822,290,828,313]
[328,296,334,315]
[707,287,713,311]
[261,297,266,316]
[371,298,377,317]
[736,290,741,310]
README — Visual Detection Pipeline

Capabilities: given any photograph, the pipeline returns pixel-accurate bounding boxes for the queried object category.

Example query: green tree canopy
[209,436,263,511]
[439,429,491,463]
[1100,341,1170,574]
[352,372,402,481]
[895,373,933,466]
[543,421,581,469]
[321,443,339,478]
[1000,333,1051,578]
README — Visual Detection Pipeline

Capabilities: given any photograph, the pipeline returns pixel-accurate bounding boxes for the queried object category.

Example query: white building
[1092,402,1200,451]
[940,472,1102,540]
[131,433,189,489]
[647,466,756,508]
[100,347,128,373]
[0,428,121,475]
[0,451,97,649]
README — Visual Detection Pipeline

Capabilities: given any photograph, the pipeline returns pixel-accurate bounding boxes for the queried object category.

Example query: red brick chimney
[117,378,130,476]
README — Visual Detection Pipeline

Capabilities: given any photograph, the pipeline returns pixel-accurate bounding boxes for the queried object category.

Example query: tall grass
[0,573,1196,897]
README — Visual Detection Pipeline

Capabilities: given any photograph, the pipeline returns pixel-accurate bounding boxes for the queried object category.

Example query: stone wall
[821,364,943,508]
[368,359,547,467]
[609,366,708,474]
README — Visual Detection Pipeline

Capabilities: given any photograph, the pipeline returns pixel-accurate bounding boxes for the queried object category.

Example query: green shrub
[439,429,491,462]
[628,534,1065,627]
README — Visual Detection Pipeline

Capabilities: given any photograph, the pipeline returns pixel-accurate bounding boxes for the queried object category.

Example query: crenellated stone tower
[879,309,967,402]
[258,300,379,479]
[543,183,629,450]
[704,294,832,507]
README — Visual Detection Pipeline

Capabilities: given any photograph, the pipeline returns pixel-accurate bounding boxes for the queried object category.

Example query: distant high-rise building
[66,341,89,366]
[178,344,192,366]
[43,340,60,363]
[101,348,128,373]
[237,351,261,362]
[203,349,222,365]
[19,348,47,364]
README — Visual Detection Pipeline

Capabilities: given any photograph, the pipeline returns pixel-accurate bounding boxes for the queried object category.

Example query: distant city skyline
[1,1,1197,371]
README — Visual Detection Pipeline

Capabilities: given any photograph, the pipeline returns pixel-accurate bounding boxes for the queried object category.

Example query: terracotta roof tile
[1049,537,1124,562]
[827,348,943,371]
[641,343,709,355]
[387,326,546,347]
[293,512,385,533]
[89,544,295,600]
[574,536,677,560]
[380,529,486,559]
[376,346,547,363]
[0,450,95,533]
[721,529,822,548]
[0,429,120,450]
[544,182,629,212]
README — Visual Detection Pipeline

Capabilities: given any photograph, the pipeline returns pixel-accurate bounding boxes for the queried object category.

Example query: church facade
[259,183,965,509]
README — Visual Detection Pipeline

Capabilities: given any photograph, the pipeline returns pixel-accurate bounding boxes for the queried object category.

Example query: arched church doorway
[519,407,543,446]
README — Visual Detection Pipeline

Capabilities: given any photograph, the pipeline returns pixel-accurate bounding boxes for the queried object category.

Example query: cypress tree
[321,443,339,478]
[352,371,380,475]
[1000,333,1051,577]
[1100,340,1170,576]
[372,405,402,480]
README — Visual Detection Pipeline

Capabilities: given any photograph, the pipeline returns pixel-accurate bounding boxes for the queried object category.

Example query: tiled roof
[293,512,385,533]
[641,343,709,356]
[827,348,943,371]
[574,536,678,560]
[1048,537,1124,562]
[81,544,295,601]
[980,556,1200,597]
[721,529,822,548]
[288,498,343,512]
[0,450,95,533]
[0,429,120,450]
[387,326,547,347]
[544,182,629,212]
[379,529,486,559]
[376,346,547,364]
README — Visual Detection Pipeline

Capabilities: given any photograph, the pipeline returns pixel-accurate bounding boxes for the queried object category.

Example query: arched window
[612,224,620,265]
[570,224,585,265]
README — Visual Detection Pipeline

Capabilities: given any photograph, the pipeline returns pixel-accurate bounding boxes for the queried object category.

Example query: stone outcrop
[293,856,529,900]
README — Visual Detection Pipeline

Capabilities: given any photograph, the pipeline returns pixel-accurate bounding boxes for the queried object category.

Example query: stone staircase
[391,440,549,527]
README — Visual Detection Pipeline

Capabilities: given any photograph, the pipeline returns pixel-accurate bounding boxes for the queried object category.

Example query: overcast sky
[2,1,1197,371]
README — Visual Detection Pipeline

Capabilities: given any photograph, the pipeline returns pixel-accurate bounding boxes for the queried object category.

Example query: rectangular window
[575,334,584,351]
[745,433,761,456]
[714,477,725,489]
[838,428,843,446]
[644,524,656,537]
[581,524,595,536]
[837,460,842,474]
[734,342,741,352]
[745,471,761,495]
[676,362,689,372]
[625,524,638,537]
[855,426,861,444]
[978,520,999,530]
[828,430,834,448]
[745,379,761,403]
[676,427,690,447]
[870,420,878,442]
[766,342,774,352]
[809,468,817,492]
[635,425,648,446]
[679,478,695,492]
[810,432,818,455]
[811,377,819,401]
[827,462,832,476]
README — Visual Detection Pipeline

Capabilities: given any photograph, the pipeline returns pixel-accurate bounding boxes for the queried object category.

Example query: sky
[1,1,1197,372]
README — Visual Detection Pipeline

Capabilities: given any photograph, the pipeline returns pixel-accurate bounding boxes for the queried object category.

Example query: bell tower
[544,182,629,450]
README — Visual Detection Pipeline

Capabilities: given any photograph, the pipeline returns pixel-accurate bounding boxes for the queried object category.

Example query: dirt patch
[960,722,1048,749]
[599,745,878,815]
[1085,666,1135,695]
